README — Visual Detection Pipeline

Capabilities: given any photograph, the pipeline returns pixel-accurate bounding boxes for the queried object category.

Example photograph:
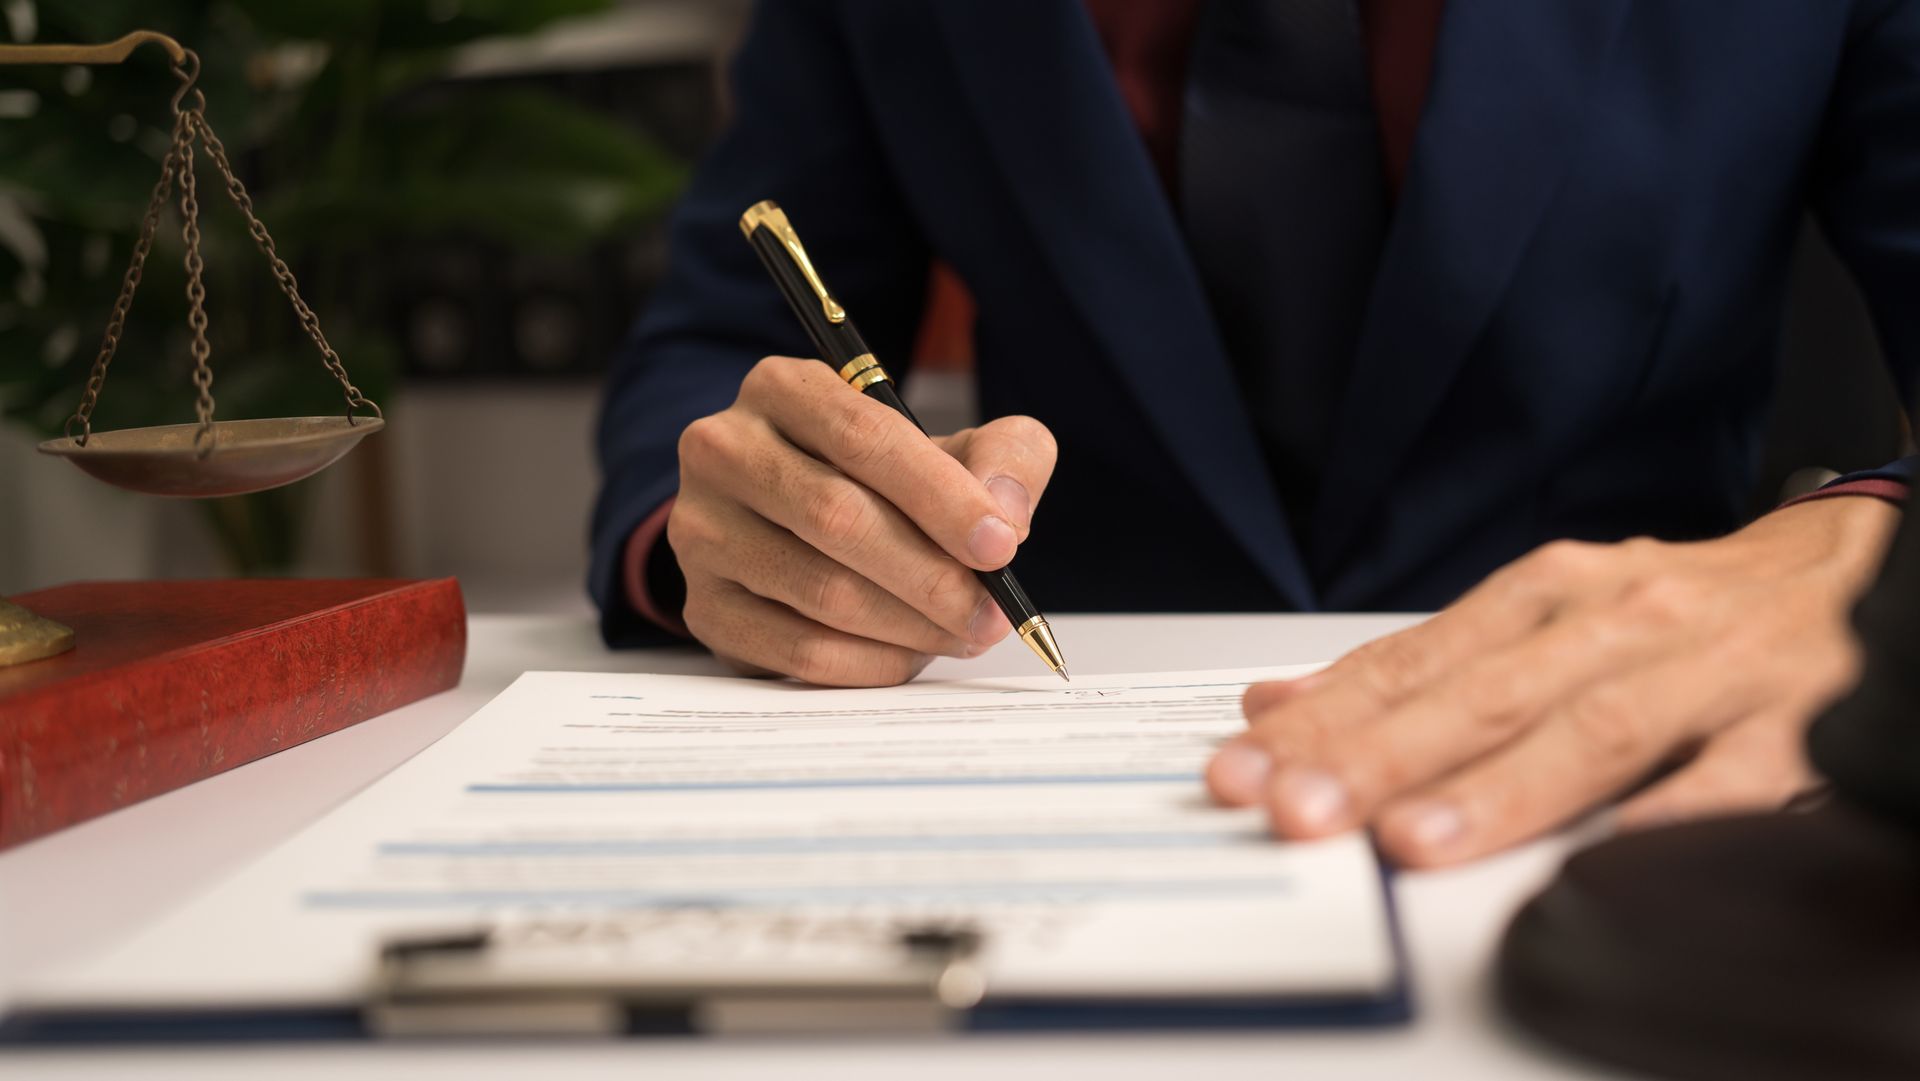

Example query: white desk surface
[0,613,1634,1080]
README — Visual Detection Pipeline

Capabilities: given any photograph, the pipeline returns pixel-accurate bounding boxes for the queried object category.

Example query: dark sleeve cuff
[1781,476,1910,510]
[622,498,691,638]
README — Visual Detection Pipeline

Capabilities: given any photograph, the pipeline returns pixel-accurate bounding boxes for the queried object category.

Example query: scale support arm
[0,31,187,68]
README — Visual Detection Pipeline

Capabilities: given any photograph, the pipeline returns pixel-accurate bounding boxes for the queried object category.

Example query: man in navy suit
[592,1,1915,866]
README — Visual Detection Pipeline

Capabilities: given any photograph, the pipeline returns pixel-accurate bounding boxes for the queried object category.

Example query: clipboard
[1,667,1417,1042]
[0,881,1412,1042]
[360,871,1416,1037]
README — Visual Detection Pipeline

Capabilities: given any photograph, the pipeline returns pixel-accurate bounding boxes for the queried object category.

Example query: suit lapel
[932,0,1315,609]
[1314,0,1636,563]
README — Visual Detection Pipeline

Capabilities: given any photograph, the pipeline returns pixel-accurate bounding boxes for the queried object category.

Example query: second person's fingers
[1612,711,1820,830]
[1239,599,1678,838]
[1371,650,1765,867]
[1219,539,1629,806]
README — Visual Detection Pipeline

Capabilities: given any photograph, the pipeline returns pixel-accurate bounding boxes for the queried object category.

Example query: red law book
[0,578,466,851]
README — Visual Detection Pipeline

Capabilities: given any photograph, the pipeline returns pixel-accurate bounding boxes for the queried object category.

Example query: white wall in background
[0,423,159,594]
[0,383,601,614]
[389,382,602,613]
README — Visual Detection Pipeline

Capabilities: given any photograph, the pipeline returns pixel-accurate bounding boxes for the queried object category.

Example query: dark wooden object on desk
[0,578,465,851]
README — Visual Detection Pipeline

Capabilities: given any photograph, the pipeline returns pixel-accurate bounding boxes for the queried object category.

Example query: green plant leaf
[225,0,613,50]
[263,87,686,252]
[4,0,696,575]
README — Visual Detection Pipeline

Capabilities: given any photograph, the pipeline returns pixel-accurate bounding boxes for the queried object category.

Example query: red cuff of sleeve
[623,498,690,637]
[1780,478,1911,509]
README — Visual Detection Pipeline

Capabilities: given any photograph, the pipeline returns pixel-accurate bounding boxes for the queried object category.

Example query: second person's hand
[668,355,1058,686]
[1203,498,1897,866]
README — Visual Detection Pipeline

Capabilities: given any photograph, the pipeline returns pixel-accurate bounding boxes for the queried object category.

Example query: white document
[21,666,1398,1012]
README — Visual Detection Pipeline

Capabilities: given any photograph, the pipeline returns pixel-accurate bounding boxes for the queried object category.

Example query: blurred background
[0,0,759,613]
[0,0,1906,617]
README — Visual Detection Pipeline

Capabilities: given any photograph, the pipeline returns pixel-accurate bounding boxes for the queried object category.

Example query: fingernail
[970,596,1011,645]
[1245,671,1328,714]
[1387,799,1465,853]
[986,476,1032,532]
[1273,768,1349,833]
[1210,742,1272,804]
[967,515,1017,566]
[1288,672,1329,694]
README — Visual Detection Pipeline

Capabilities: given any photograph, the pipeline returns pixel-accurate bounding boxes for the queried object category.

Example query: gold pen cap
[739,199,846,323]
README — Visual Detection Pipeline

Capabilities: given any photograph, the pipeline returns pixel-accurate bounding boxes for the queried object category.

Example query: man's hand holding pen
[668,355,1058,686]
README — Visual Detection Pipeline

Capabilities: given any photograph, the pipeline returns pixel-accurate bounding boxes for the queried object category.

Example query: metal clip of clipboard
[366,917,988,1038]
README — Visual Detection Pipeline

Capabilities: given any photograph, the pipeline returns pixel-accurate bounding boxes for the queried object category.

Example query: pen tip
[1057,667,1070,682]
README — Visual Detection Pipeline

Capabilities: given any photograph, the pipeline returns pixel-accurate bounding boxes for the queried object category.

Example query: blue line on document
[904,682,1246,697]
[377,831,1264,857]
[302,878,1292,910]
[466,772,1201,794]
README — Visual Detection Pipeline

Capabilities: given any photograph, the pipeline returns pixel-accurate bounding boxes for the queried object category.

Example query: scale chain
[177,105,215,454]
[62,47,380,455]
[64,109,191,447]
[188,110,379,422]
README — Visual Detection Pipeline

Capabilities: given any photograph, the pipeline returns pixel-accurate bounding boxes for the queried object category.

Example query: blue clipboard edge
[0,857,1413,1044]
[970,852,1414,1032]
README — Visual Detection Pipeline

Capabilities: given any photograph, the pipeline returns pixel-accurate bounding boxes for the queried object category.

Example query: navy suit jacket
[593,0,1919,647]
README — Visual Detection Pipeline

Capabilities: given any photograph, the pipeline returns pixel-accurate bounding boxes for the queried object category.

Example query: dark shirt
[1080,0,1448,198]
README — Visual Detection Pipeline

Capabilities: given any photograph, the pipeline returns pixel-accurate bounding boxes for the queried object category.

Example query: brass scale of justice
[0,32,385,666]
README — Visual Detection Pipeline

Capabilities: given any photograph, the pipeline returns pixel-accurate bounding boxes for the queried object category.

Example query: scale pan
[37,416,383,498]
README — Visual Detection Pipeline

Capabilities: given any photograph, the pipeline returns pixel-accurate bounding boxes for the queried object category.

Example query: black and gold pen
[740,199,1068,680]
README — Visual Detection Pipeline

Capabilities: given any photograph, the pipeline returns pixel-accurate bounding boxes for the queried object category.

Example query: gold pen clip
[740,200,847,324]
